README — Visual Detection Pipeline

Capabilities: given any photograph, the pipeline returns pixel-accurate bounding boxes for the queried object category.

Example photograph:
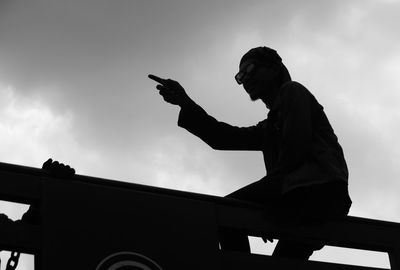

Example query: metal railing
[0,161,399,270]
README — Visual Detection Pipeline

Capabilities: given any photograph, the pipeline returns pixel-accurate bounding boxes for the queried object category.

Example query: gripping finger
[42,158,53,169]
[156,84,168,91]
[159,89,172,97]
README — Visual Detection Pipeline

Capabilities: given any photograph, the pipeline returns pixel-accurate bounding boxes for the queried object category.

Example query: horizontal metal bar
[0,221,41,253]
[0,170,41,204]
[220,251,389,270]
[1,161,400,259]
[217,204,400,252]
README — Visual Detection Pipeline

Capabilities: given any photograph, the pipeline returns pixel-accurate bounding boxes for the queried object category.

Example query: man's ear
[272,64,281,78]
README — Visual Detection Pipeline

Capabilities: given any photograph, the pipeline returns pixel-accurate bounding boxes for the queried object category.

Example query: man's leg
[219,227,251,252]
[273,239,324,259]
[219,179,281,253]
[271,182,351,260]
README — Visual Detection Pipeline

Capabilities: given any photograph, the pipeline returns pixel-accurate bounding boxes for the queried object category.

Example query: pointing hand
[148,74,191,107]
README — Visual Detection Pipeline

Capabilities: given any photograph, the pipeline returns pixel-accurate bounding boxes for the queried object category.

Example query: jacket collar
[269,81,292,112]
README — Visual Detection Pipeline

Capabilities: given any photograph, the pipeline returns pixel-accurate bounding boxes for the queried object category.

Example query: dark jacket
[178,81,349,196]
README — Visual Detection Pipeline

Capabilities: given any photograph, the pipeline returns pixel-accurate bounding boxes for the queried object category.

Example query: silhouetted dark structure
[0,161,399,269]
[149,46,352,258]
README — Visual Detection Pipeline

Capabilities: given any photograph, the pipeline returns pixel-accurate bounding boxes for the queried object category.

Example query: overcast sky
[1,0,399,268]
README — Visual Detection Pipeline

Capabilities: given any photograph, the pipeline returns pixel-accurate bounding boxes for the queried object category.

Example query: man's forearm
[178,103,263,151]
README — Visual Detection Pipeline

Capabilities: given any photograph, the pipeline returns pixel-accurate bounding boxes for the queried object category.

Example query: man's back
[263,81,349,194]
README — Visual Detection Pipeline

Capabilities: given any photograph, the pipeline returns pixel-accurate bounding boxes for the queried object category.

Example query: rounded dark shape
[240,46,282,66]
[96,252,163,270]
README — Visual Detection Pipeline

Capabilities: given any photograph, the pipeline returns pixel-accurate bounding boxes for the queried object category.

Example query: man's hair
[240,46,291,85]
[240,47,282,66]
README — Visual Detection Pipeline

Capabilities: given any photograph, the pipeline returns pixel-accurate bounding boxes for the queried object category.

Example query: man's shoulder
[274,81,318,111]
[280,81,311,97]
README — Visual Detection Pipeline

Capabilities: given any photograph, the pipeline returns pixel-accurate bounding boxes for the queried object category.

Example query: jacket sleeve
[178,102,264,151]
[277,83,312,171]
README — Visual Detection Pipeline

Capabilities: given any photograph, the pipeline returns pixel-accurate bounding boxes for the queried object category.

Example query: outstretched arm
[178,102,264,150]
[148,74,264,151]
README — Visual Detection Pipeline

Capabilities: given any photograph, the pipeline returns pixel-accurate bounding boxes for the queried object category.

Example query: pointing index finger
[148,74,167,85]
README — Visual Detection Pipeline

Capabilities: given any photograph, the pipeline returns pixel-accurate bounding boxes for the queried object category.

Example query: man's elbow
[204,138,230,150]
[208,141,225,150]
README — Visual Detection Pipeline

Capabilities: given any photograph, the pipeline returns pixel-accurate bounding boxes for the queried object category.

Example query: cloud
[0,84,75,165]
[140,134,265,195]
[1,0,399,222]
[2,2,400,269]
[0,83,116,177]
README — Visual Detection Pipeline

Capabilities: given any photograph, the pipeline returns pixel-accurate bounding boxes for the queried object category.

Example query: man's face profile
[238,59,278,102]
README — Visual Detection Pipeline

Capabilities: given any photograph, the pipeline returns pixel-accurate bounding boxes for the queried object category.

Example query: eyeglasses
[235,63,257,85]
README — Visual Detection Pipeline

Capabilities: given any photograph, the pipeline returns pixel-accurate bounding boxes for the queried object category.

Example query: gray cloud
[1,0,399,220]
[2,1,400,268]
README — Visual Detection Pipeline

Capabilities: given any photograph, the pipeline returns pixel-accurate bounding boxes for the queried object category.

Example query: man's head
[235,46,291,104]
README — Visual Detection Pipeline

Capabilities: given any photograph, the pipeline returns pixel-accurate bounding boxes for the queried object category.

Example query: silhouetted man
[21,158,75,224]
[149,46,352,260]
